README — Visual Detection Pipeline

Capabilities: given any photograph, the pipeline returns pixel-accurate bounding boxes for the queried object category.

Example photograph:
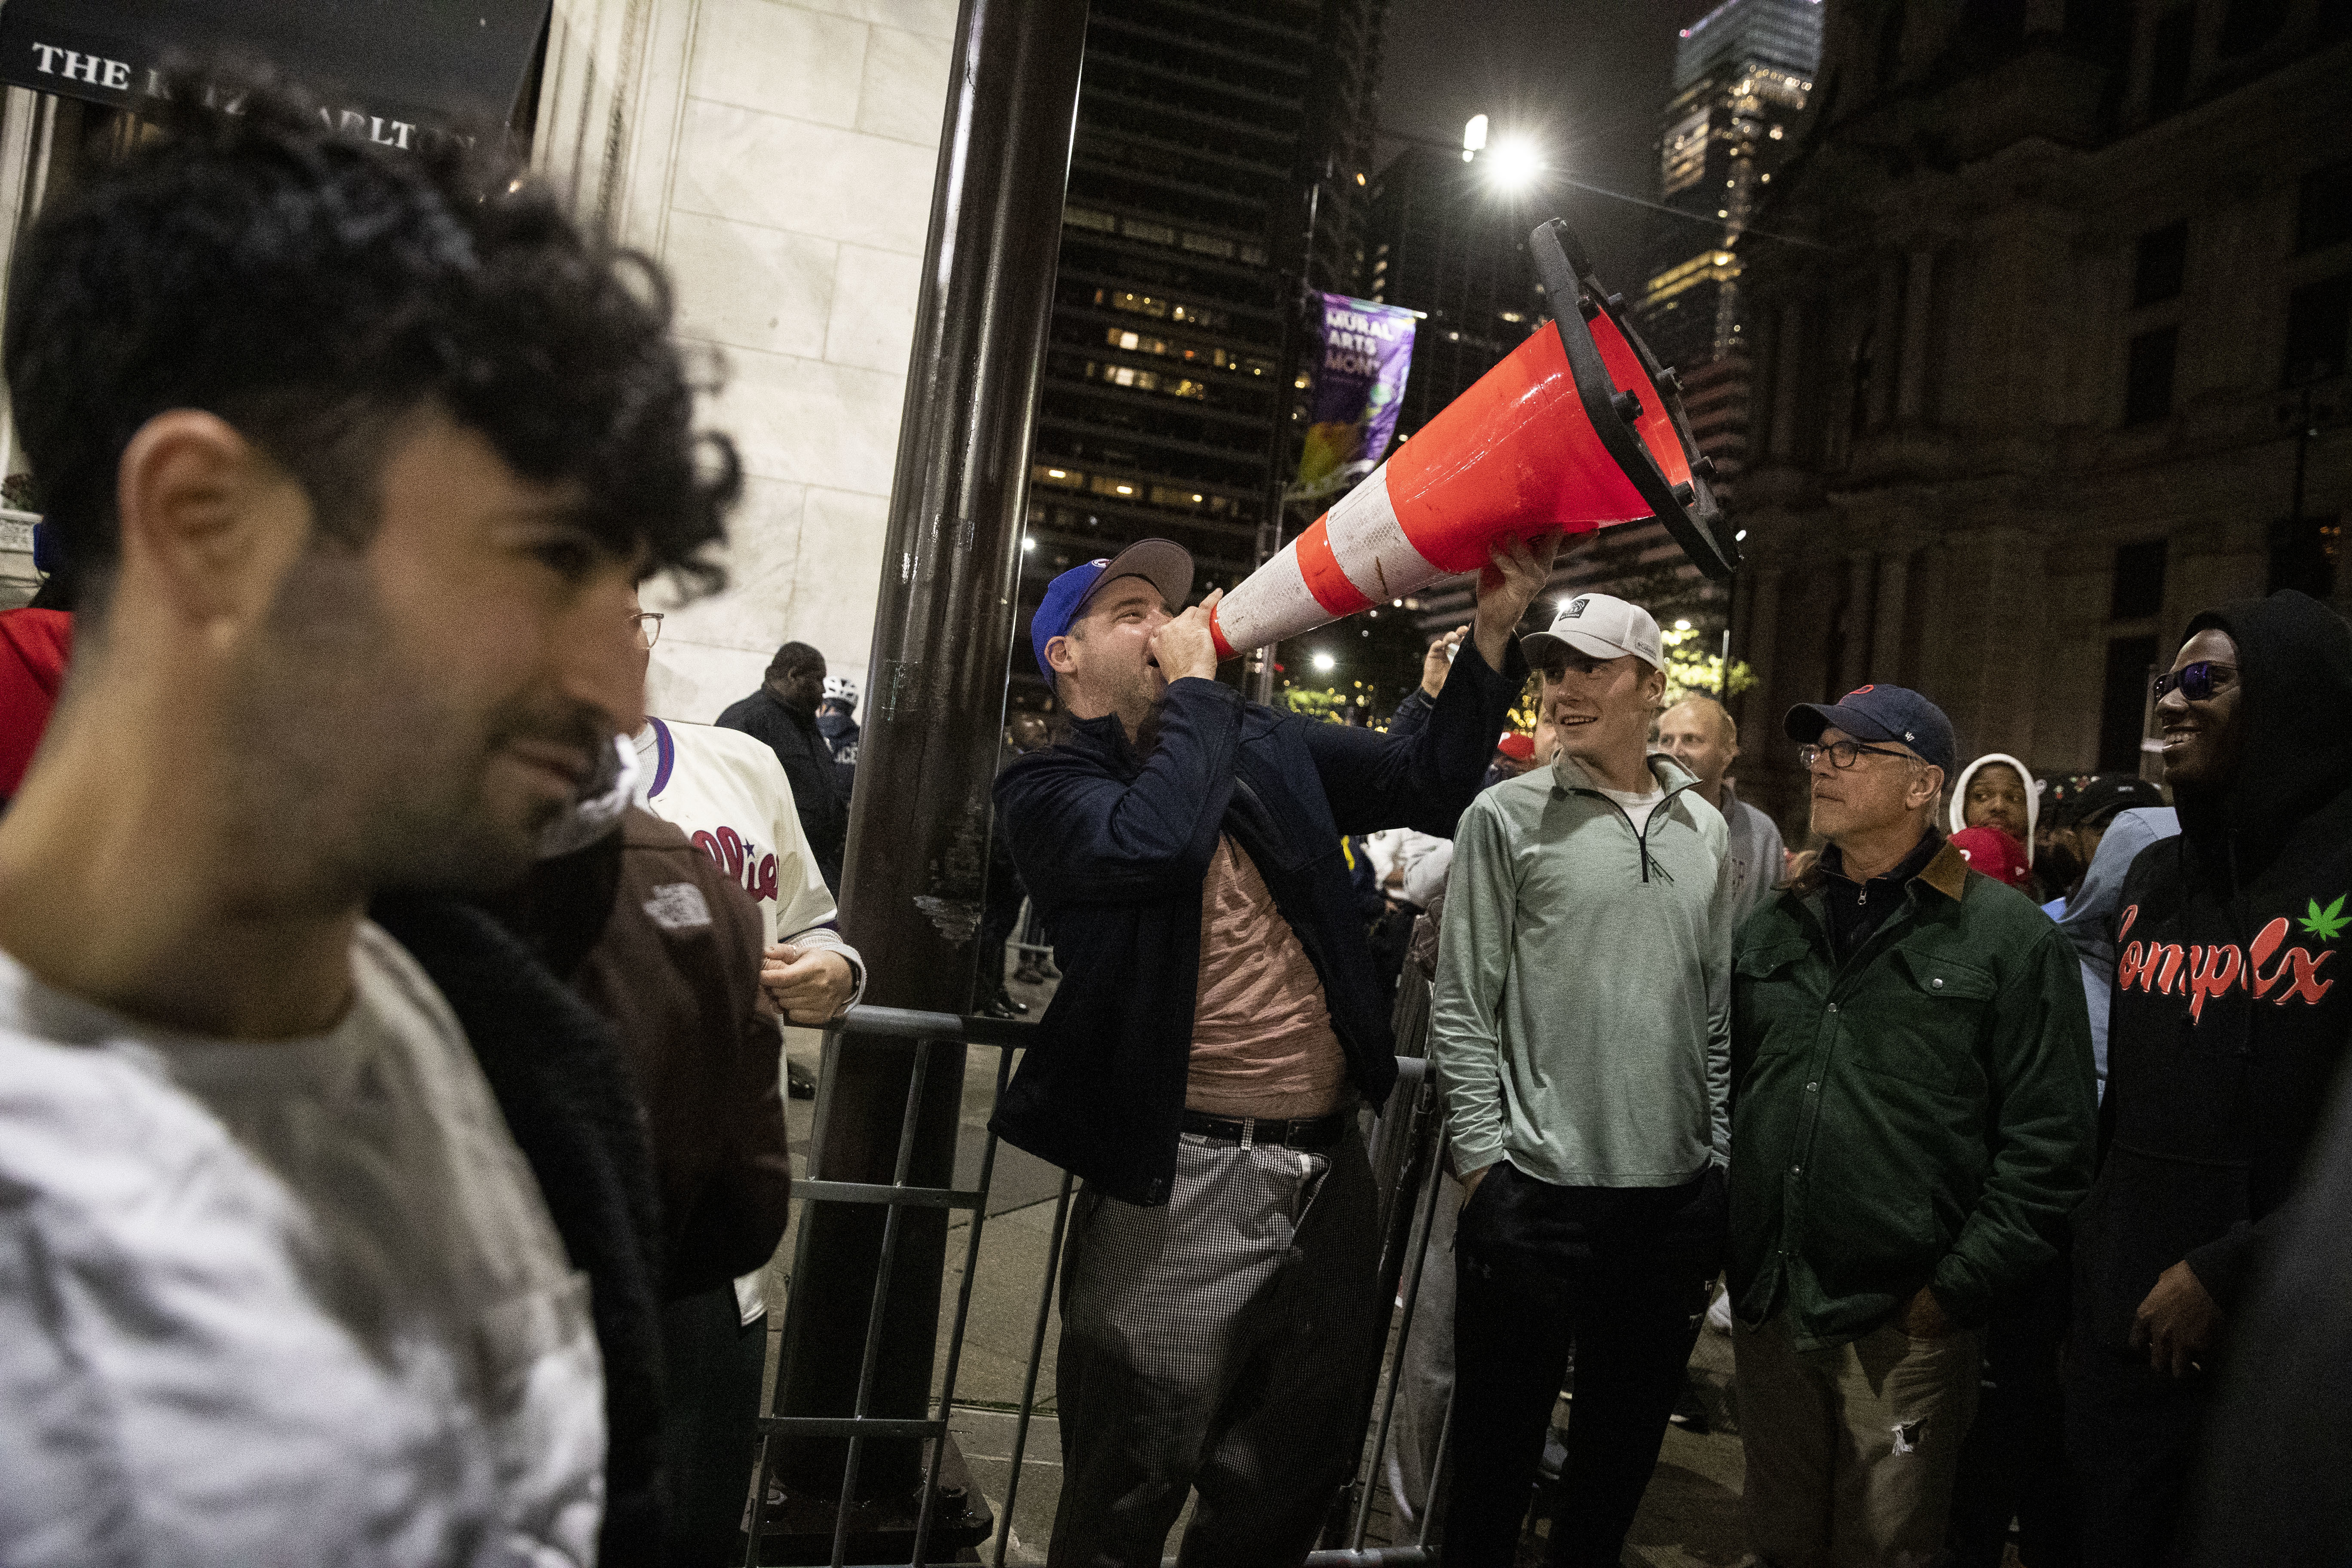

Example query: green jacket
[1432,751,1735,1188]
[1728,836,2097,1351]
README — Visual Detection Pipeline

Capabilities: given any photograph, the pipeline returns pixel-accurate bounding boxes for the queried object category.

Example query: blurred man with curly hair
[0,72,735,1567]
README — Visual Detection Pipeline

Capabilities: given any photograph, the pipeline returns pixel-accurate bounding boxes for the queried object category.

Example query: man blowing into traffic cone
[991,531,1552,1566]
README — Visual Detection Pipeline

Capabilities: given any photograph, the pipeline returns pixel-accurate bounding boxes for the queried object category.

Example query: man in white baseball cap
[1430,591,1738,1567]
[1523,591,1666,670]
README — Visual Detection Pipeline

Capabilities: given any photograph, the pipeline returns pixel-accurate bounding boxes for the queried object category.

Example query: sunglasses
[2151,660,2236,702]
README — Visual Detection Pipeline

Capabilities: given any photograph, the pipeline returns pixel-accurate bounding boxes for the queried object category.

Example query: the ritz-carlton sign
[22,42,432,151]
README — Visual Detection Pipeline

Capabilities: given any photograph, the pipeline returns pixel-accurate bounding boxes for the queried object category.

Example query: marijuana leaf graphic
[2301,894,2349,943]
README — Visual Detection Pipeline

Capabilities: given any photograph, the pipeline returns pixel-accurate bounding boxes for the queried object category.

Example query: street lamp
[1485,137,1543,191]
[1311,649,1337,674]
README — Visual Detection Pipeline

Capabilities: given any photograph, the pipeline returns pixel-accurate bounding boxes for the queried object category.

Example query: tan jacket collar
[1917,839,1971,901]
[1790,831,1967,901]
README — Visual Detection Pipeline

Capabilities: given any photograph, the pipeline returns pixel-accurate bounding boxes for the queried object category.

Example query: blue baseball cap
[1785,683,1955,773]
[1030,539,1194,687]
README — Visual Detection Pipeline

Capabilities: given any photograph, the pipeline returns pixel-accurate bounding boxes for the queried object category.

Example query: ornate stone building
[1728,0,2352,833]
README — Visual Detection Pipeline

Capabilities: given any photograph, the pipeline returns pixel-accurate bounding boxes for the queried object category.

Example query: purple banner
[1294,292,1418,499]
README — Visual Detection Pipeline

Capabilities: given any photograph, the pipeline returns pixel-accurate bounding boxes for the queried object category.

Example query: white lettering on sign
[29,43,420,153]
[30,44,132,88]
[1321,306,1410,342]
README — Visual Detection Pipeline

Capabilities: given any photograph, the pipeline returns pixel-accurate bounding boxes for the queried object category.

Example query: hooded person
[1949,752,2037,868]
[2066,588,2352,1568]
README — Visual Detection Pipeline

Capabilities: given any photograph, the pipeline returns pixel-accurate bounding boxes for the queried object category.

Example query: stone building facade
[529,0,960,720]
[0,0,965,724]
[1728,0,2352,836]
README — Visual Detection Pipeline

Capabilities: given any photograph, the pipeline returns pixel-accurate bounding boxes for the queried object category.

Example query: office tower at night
[1018,0,1386,652]
[1363,144,1548,436]
[1633,0,1821,383]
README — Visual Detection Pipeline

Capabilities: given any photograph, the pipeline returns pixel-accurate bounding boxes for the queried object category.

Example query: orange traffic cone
[1211,218,1733,658]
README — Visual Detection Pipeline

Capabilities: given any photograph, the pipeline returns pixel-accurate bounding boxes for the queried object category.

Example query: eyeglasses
[2152,660,2234,702]
[1798,739,1912,770]
[629,611,665,650]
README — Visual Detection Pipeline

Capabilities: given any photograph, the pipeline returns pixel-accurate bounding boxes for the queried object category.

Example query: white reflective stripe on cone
[1322,465,1430,607]
[1212,533,1324,655]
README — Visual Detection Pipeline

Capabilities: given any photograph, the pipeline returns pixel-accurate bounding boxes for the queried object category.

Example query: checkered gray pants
[1048,1123,1382,1568]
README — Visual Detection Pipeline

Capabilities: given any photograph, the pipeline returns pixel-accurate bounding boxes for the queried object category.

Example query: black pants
[2065,1341,2210,1568]
[659,1286,768,1568]
[1445,1162,1725,1568]
[1948,1257,2077,1568]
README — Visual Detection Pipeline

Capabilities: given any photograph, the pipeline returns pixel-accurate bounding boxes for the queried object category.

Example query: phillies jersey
[632,718,839,953]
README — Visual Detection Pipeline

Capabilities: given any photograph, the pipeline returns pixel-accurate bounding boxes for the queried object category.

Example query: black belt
[1180,1108,1348,1150]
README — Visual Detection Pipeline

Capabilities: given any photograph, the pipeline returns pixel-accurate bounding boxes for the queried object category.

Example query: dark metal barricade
[745,1004,1456,1568]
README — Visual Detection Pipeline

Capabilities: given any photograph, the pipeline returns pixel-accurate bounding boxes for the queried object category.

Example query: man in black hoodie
[717,641,848,892]
[2067,589,2352,1567]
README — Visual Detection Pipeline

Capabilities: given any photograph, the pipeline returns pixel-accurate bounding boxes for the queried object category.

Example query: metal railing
[745,1002,1457,1568]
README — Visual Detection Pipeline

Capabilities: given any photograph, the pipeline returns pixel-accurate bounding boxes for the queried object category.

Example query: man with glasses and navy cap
[991,533,1549,1567]
[1726,685,2096,1568]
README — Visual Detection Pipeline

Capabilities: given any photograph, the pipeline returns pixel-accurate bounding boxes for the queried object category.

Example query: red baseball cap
[1495,732,1535,763]
[1950,825,2033,890]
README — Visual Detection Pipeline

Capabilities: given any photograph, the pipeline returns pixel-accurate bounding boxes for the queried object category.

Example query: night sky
[1375,0,1724,292]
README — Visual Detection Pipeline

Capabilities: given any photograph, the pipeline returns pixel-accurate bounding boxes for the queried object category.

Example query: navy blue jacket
[989,645,1525,1205]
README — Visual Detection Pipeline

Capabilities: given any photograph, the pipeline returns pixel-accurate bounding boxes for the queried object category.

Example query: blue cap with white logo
[1785,684,1955,774]
[1029,539,1194,687]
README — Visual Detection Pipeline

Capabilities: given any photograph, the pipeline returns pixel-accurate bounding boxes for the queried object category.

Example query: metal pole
[2290,386,2312,525]
[1416,1385,1456,1550]
[910,1051,1013,1568]
[771,0,1089,1500]
[1349,1125,1452,1547]
[829,1041,937,1567]
[994,1171,1077,1565]
[1253,170,1326,707]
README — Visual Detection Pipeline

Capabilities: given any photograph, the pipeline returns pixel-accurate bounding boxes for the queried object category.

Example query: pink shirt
[1187,836,1348,1120]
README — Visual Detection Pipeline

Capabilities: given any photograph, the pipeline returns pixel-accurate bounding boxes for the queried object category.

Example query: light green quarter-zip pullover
[1431,750,1736,1187]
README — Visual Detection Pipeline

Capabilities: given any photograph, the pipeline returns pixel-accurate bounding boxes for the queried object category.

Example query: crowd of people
[0,69,2346,1568]
[984,532,2350,1568]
